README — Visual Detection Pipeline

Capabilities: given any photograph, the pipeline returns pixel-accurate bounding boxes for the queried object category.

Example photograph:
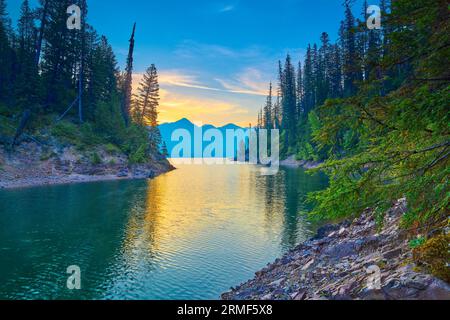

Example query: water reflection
[0,163,327,300]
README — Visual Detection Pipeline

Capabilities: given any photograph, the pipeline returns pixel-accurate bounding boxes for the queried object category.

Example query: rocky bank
[0,142,174,189]
[280,155,322,169]
[222,199,450,300]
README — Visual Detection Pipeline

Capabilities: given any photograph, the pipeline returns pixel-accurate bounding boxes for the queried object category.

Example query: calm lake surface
[0,163,328,300]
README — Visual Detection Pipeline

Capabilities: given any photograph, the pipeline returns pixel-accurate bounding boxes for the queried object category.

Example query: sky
[8,0,367,126]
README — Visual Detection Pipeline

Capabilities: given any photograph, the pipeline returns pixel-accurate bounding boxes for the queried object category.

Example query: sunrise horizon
[8,0,366,127]
[2,0,446,305]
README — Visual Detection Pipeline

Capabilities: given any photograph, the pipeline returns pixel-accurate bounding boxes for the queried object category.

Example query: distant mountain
[158,118,248,158]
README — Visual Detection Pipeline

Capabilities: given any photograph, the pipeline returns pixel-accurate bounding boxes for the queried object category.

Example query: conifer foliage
[257,0,449,226]
[0,0,164,162]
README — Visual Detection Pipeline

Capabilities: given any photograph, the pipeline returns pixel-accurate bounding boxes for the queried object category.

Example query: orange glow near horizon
[132,72,263,127]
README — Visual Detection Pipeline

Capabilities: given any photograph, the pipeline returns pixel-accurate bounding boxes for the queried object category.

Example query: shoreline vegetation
[0,1,171,190]
[0,140,174,190]
[243,0,449,301]
[0,0,448,301]
[0,151,320,190]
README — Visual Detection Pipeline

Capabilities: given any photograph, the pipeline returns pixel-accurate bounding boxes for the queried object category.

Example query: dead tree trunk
[121,23,136,127]
[11,109,31,149]
[35,0,49,66]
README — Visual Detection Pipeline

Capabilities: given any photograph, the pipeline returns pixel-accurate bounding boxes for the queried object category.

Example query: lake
[0,163,328,300]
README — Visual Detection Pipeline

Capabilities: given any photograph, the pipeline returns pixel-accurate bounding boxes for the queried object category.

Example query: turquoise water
[0,163,327,300]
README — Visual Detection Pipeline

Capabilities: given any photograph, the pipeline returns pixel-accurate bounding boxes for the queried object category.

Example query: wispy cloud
[174,40,263,60]
[219,5,235,13]
[132,70,262,126]
[134,69,268,96]
[215,68,270,96]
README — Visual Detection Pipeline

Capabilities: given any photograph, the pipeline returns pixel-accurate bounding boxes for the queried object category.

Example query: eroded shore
[0,142,175,189]
[279,155,322,169]
[222,199,450,300]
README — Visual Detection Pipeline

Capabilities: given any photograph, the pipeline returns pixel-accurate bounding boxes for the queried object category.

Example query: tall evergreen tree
[296,61,304,117]
[303,45,315,114]
[134,64,159,127]
[341,0,359,96]
[263,82,273,129]
[41,0,77,112]
[272,89,281,129]
[281,54,297,150]
[317,33,332,106]
[34,0,50,66]
[15,0,39,110]
[87,35,119,120]
[329,44,343,98]
[0,0,14,104]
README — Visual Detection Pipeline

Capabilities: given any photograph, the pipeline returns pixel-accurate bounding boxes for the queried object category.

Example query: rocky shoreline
[0,142,175,189]
[222,199,450,300]
[280,155,322,169]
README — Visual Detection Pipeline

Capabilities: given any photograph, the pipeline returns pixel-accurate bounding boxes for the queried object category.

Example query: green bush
[51,121,80,145]
[91,152,102,165]
[79,123,101,146]
[129,144,148,164]
[51,121,102,150]
[105,143,120,155]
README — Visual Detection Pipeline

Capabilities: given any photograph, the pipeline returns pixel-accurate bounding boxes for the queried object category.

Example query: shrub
[413,233,450,282]
[105,143,120,155]
[91,152,102,165]
[51,121,80,145]
[128,144,148,164]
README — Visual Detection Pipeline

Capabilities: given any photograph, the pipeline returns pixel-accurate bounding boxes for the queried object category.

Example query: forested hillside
[257,0,449,228]
[0,0,163,164]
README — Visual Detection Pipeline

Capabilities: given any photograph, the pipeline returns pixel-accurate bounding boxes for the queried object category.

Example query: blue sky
[8,0,367,126]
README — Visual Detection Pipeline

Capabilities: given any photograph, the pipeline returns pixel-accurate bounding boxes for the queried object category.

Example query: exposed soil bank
[280,155,322,169]
[0,142,175,189]
[222,199,450,300]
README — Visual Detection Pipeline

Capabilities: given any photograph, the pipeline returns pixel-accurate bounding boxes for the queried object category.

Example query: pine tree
[15,0,39,110]
[87,35,119,120]
[41,0,78,112]
[263,82,273,129]
[341,0,359,96]
[317,33,332,106]
[296,61,304,118]
[329,44,343,98]
[134,64,159,127]
[303,45,315,114]
[311,0,449,228]
[161,141,168,157]
[257,108,262,129]
[0,0,14,104]
[77,0,88,123]
[272,90,281,129]
[281,54,297,150]
[34,0,50,66]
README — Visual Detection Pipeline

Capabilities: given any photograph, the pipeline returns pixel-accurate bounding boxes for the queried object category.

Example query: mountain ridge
[158,118,247,158]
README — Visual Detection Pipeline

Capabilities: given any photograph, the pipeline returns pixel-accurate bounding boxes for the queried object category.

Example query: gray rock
[323,241,361,259]
[383,247,403,260]
[360,288,386,300]
[269,278,285,287]
[417,279,450,300]
[291,290,307,300]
